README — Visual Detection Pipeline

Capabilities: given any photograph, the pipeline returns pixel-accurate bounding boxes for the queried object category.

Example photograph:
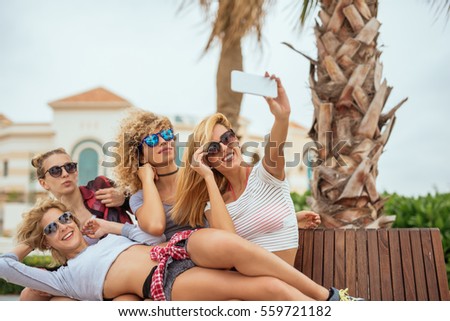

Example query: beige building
[0,87,311,240]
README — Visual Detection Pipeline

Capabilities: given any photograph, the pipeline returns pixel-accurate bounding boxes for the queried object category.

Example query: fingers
[95,188,113,197]
[296,210,321,229]
[191,144,208,167]
[81,219,101,238]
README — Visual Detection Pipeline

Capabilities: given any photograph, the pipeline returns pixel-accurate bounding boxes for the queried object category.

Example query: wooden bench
[295,228,449,301]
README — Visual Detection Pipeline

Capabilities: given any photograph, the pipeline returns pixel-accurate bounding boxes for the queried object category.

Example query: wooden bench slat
[367,229,382,300]
[399,229,417,300]
[312,230,324,285]
[355,229,369,299]
[294,229,305,273]
[345,230,357,295]
[420,229,440,300]
[378,229,393,300]
[388,229,405,300]
[334,229,346,290]
[302,230,314,279]
[409,229,429,300]
[323,230,335,289]
[430,229,450,301]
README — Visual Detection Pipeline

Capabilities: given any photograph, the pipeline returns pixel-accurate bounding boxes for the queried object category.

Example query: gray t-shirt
[130,190,193,239]
[0,232,161,301]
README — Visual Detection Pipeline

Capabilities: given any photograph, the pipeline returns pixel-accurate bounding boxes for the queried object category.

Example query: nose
[60,167,70,177]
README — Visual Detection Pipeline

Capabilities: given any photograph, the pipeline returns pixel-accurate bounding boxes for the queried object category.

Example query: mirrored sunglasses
[140,128,175,148]
[43,212,73,236]
[42,162,78,178]
[204,129,237,157]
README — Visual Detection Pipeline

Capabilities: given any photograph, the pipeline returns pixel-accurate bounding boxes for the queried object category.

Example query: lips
[222,151,234,162]
[62,231,73,241]
[159,147,173,154]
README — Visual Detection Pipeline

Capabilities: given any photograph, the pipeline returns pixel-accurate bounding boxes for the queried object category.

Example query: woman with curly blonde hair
[114,107,193,238]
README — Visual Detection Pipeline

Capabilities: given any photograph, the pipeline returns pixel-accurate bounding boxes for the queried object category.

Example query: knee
[20,287,51,301]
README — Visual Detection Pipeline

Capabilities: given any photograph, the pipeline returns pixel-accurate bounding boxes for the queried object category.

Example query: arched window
[78,148,99,185]
[71,139,103,186]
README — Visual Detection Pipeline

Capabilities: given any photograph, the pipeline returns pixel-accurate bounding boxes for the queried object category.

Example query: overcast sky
[1,0,449,197]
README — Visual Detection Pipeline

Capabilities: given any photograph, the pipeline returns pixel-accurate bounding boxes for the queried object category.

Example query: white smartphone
[231,70,278,98]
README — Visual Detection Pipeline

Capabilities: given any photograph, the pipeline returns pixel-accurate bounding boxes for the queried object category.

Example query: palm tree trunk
[216,40,243,131]
[306,0,407,228]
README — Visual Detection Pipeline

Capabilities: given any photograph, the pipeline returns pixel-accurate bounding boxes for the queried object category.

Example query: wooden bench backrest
[295,228,449,301]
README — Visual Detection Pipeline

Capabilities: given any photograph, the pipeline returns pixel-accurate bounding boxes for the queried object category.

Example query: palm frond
[299,0,319,25]
[198,0,275,51]
[425,0,450,23]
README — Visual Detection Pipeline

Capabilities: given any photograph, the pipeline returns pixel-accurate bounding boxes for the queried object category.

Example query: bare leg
[172,267,314,301]
[272,248,297,266]
[187,229,329,301]
[20,287,52,301]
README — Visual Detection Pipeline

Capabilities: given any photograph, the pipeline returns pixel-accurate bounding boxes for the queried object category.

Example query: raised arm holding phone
[172,72,320,266]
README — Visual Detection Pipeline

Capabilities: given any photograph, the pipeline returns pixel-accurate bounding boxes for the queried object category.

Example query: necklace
[157,167,179,177]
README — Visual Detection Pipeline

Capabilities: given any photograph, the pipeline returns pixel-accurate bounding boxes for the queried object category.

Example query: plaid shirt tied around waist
[149,229,197,301]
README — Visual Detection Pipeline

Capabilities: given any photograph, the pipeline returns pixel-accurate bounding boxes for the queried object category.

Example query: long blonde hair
[171,113,232,227]
[114,107,173,194]
[16,198,81,266]
[31,148,69,179]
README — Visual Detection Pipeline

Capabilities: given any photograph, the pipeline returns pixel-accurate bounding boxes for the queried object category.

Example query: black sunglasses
[42,162,78,178]
[43,212,74,236]
[204,129,237,157]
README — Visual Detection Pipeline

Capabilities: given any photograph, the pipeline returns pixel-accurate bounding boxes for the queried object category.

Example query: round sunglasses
[139,128,175,149]
[203,129,237,158]
[43,212,74,236]
[42,162,78,179]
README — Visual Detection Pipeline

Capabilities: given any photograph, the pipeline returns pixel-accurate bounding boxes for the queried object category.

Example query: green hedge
[291,190,450,288]
[0,255,54,295]
[385,192,450,288]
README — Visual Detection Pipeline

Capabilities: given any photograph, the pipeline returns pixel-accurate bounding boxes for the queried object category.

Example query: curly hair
[16,198,81,266]
[114,107,173,194]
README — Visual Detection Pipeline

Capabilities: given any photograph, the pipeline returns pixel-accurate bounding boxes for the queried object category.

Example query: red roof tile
[50,87,130,104]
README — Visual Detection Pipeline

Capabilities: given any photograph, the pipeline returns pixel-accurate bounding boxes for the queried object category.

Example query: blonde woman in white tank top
[173,73,321,266]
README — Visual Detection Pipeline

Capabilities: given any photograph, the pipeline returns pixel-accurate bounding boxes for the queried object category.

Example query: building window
[78,148,99,186]
[71,139,103,185]
[3,160,8,177]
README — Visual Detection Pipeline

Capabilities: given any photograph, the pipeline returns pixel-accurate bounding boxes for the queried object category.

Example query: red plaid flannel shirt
[79,176,132,224]
[149,229,197,301]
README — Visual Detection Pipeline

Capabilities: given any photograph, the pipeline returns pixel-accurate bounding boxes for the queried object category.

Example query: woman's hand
[191,145,214,179]
[138,163,158,183]
[264,72,291,121]
[81,218,108,239]
[95,187,125,207]
[296,211,321,229]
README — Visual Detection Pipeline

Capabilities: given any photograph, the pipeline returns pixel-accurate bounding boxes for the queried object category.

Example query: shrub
[385,192,450,288]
